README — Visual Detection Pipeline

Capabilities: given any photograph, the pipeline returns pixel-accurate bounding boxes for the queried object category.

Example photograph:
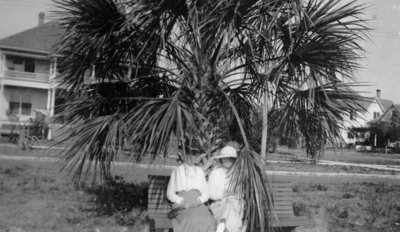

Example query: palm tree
[52,0,369,230]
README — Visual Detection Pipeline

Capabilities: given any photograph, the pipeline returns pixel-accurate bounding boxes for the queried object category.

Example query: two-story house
[0,13,64,139]
[342,89,394,146]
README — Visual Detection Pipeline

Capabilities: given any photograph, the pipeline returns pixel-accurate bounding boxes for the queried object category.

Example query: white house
[0,14,64,139]
[341,89,394,145]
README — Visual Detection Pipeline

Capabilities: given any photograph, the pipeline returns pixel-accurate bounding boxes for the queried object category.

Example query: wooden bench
[148,173,308,232]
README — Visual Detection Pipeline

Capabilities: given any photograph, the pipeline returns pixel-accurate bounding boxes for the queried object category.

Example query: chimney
[38,12,45,26]
[376,89,381,99]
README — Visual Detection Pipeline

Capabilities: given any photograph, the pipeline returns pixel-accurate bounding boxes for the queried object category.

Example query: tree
[388,110,400,142]
[53,0,368,230]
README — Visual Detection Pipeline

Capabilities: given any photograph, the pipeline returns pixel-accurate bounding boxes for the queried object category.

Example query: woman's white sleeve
[208,168,225,200]
[197,168,209,203]
[166,169,184,204]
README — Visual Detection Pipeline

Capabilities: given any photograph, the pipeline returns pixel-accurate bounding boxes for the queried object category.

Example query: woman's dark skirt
[172,190,216,232]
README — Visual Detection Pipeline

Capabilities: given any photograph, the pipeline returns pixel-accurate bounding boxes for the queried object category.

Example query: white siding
[0,86,48,121]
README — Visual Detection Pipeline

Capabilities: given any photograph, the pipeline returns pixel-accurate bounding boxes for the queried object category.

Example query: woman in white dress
[166,152,216,232]
[208,146,246,232]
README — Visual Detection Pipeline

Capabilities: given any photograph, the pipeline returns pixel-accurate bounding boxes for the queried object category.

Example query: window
[8,102,32,116]
[392,110,399,118]
[21,103,32,115]
[373,112,380,119]
[24,58,35,72]
[7,55,36,72]
[12,56,23,65]
[9,102,20,115]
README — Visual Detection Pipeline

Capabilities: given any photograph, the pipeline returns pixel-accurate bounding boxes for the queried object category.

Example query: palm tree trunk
[261,91,268,159]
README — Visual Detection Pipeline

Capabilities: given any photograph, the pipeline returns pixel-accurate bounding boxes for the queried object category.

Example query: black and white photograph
[0,0,399,231]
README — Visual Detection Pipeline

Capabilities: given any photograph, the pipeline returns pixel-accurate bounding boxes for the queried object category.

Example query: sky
[0,0,400,103]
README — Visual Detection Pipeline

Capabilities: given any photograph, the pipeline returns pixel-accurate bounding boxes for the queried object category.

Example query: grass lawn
[1,159,400,232]
[0,160,149,232]
[293,182,400,232]
[266,162,400,176]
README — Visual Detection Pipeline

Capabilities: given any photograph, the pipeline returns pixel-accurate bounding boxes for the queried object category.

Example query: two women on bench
[166,145,245,232]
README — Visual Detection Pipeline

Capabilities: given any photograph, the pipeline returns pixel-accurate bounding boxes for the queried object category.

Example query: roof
[375,103,400,122]
[0,21,64,54]
[355,97,394,112]
[379,99,394,111]
[356,97,374,111]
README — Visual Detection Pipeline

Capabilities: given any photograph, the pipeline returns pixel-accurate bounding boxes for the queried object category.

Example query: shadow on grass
[0,162,152,230]
[82,175,150,226]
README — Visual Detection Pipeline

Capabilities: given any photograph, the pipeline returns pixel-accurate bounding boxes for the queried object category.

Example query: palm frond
[230,148,273,232]
[57,114,126,182]
[270,82,371,161]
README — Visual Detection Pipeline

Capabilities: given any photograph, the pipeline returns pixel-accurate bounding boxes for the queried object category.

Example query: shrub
[293,201,309,216]
[294,183,328,192]
[342,193,354,199]
[337,208,349,219]
[0,165,28,177]
[310,183,328,191]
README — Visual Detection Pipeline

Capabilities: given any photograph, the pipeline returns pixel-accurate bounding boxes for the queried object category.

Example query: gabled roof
[355,97,393,112]
[0,21,64,54]
[356,97,374,111]
[375,103,400,122]
[378,99,394,111]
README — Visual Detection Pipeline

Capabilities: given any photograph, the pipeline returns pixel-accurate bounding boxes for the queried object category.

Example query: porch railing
[3,70,50,82]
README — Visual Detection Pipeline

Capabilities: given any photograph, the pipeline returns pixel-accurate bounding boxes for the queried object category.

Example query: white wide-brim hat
[213,146,237,159]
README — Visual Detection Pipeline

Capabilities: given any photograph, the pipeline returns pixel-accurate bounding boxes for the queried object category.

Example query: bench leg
[155,229,171,232]
[148,219,155,232]
[148,219,172,232]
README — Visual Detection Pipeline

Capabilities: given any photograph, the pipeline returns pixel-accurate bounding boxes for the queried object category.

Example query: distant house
[0,13,64,139]
[378,104,400,122]
[341,89,394,146]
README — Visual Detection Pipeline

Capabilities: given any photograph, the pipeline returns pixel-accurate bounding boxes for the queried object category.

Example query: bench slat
[149,189,293,196]
[152,215,308,228]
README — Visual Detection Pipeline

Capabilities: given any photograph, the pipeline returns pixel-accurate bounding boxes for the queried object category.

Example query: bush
[292,183,328,192]
[342,193,354,199]
[0,165,29,177]
[310,183,328,191]
[293,201,310,216]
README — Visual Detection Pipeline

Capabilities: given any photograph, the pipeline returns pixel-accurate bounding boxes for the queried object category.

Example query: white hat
[214,146,237,159]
